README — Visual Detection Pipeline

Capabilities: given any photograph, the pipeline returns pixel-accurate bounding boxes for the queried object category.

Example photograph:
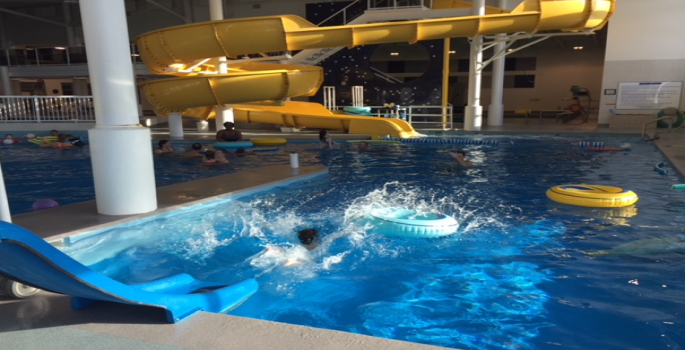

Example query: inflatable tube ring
[657,108,685,128]
[215,141,254,150]
[369,208,458,238]
[546,184,638,208]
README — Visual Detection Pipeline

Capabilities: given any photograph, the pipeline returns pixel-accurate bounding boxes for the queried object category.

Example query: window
[503,75,535,88]
[453,57,536,72]
[61,83,73,95]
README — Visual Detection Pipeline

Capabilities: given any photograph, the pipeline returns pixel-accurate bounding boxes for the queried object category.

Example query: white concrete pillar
[80,0,157,215]
[210,0,234,128]
[214,57,234,126]
[0,66,12,95]
[209,0,224,21]
[168,112,184,139]
[464,0,485,131]
[0,161,12,223]
[487,0,507,127]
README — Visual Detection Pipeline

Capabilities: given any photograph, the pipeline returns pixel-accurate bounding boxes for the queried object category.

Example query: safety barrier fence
[340,104,454,130]
[385,137,499,146]
[0,96,95,123]
[578,141,605,148]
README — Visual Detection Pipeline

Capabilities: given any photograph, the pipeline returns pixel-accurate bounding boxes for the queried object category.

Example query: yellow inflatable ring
[546,184,638,208]
[251,137,287,146]
[29,136,58,145]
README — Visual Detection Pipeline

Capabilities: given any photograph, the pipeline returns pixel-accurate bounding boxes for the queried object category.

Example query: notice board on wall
[616,81,683,110]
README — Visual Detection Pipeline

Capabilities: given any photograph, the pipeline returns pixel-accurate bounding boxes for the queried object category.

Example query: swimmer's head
[298,228,319,246]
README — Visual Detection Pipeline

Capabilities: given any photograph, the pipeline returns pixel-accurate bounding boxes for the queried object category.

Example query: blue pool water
[0,138,300,214]
[8,134,685,349]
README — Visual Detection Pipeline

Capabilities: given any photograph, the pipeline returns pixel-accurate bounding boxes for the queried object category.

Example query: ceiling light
[390,52,399,56]
[573,46,584,50]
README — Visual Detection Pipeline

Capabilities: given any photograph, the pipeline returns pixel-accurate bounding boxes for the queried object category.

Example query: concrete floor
[1,117,683,350]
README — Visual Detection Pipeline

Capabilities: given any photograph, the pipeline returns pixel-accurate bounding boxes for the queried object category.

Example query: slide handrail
[317,0,365,27]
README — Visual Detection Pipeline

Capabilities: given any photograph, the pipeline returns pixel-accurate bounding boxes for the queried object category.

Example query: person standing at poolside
[319,130,334,149]
[449,151,473,167]
[216,122,243,142]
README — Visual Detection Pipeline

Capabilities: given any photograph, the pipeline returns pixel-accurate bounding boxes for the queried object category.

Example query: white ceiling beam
[144,0,187,23]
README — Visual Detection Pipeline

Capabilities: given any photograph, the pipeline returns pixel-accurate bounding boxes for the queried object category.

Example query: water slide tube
[136,0,615,138]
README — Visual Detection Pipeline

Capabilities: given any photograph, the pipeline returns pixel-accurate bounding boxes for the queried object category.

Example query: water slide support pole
[168,112,184,139]
[464,0,485,131]
[442,38,451,130]
[210,0,234,130]
[488,0,507,127]
[79,0,157,215]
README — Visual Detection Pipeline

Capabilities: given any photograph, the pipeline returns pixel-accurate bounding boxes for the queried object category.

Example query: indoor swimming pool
[5,134,685,350]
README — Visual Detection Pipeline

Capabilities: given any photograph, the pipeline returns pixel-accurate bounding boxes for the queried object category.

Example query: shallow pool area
[46,134,685,350]
[0,139,320,214]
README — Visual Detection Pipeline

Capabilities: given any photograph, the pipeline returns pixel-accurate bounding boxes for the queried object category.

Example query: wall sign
[616,81,683,110]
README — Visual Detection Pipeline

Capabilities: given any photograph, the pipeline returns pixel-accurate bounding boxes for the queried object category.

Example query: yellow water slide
[136,0,615,138]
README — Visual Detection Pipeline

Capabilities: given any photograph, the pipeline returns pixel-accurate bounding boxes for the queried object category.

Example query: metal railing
[0,45,142,67]
[339,104,454,130]
[641,116,674,141]
[405,104,453,130]
[367,0,432,10]
[0,96,95,123]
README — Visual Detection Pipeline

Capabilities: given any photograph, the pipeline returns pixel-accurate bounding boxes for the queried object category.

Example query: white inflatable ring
[369,208,458,238]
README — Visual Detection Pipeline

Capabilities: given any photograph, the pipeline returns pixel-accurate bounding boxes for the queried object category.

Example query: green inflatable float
[656,108,684,128]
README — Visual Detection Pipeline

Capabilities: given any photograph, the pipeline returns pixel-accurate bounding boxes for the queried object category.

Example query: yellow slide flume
[231,101,418,139]
[136,0,615,137]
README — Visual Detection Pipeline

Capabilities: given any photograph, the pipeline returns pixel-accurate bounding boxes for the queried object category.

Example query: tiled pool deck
[1,119,683,350]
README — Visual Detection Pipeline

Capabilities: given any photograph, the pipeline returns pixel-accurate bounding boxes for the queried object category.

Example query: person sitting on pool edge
[298,228,320,251]
[216,122,243,142]
[449,151,473,167]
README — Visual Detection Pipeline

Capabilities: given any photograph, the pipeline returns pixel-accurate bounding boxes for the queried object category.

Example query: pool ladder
[641,116,679,141]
